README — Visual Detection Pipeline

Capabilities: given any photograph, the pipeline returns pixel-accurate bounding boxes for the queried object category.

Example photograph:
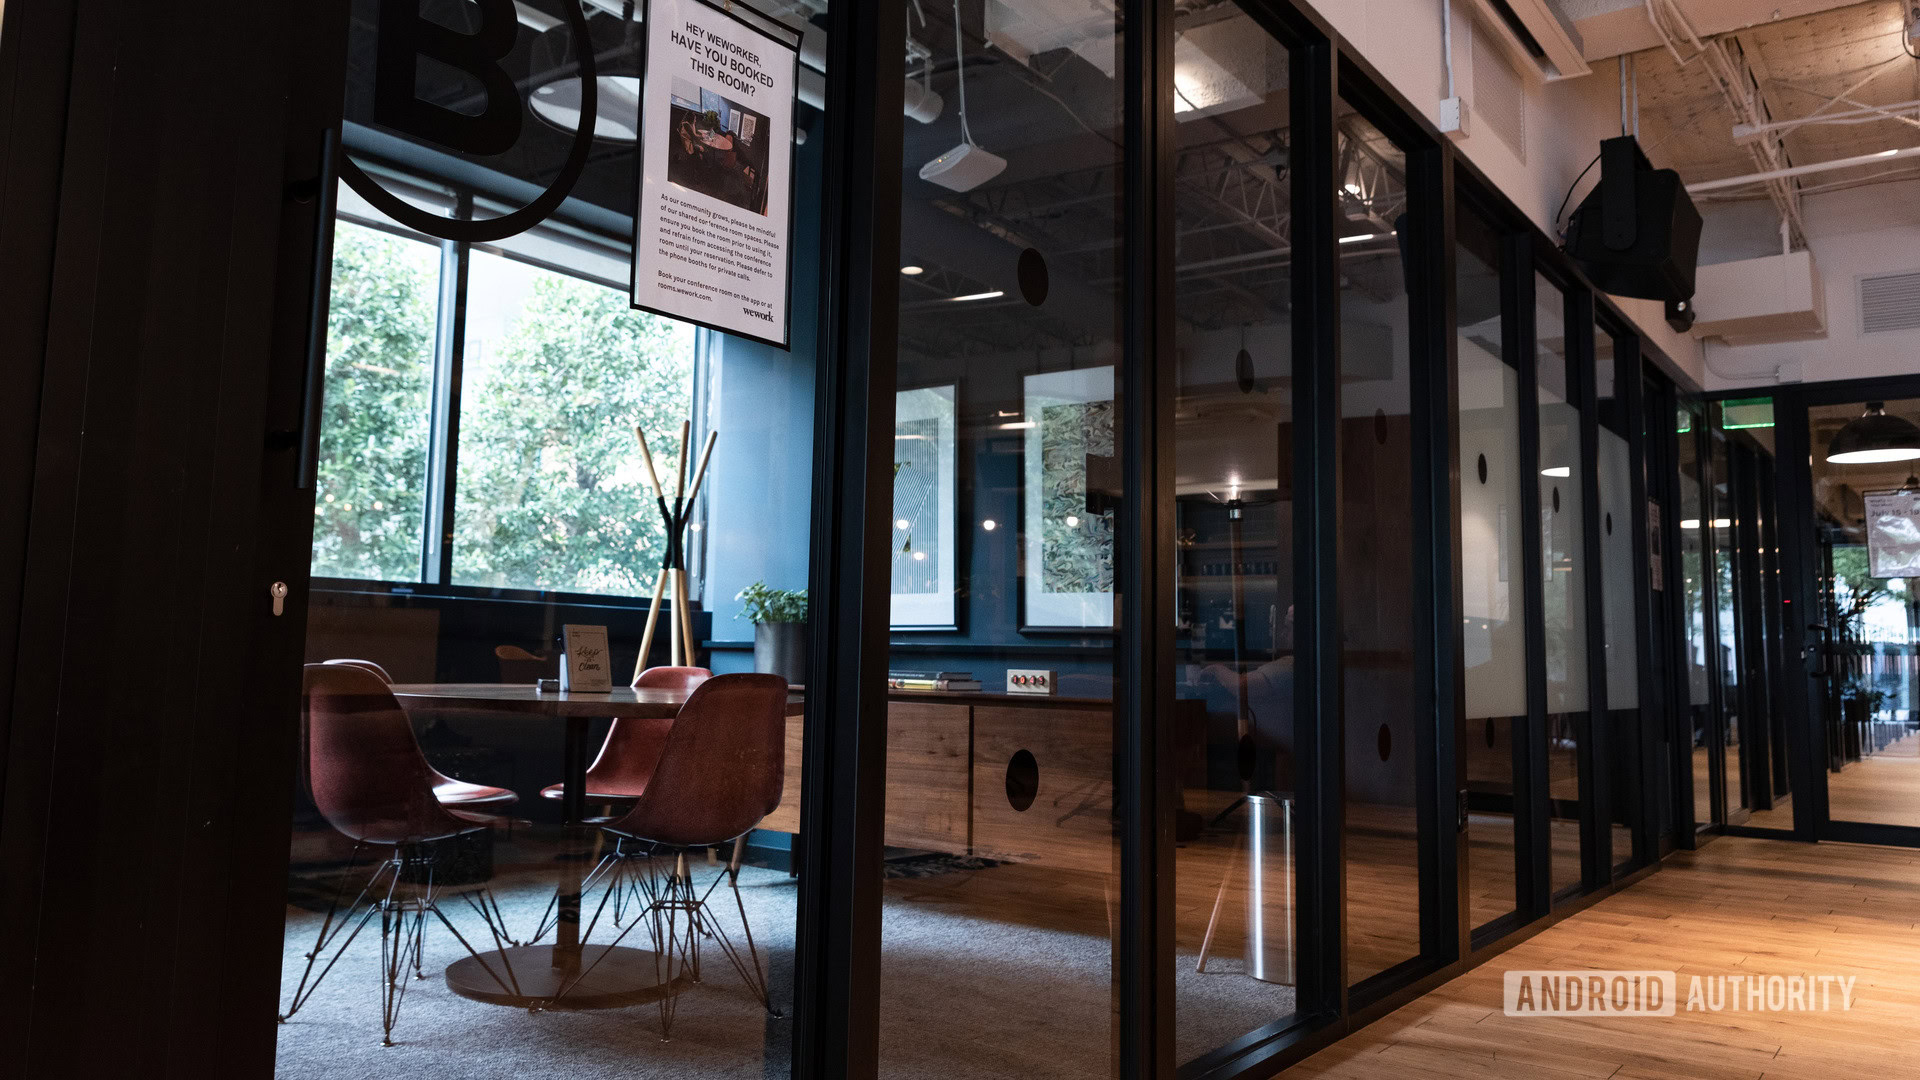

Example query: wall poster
[1864,489,1920,578]
[1022,366,1117,631]
[891,385,959,630]
[632,0,798,347]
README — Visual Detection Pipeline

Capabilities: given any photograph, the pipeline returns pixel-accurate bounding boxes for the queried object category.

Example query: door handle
[1808,622,1830,677]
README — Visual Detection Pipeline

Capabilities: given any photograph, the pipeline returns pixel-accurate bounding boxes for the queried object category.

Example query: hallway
[1289,837,1920,1079]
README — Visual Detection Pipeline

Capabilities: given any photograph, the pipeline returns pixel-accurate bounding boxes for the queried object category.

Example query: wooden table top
[390,681,1112,718]
[390,682,803,718]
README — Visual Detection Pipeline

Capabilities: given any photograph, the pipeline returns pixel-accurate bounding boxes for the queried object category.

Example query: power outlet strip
[1007,668,1056,695]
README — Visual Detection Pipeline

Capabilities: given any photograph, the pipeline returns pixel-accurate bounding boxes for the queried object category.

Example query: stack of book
[886,670,983,692]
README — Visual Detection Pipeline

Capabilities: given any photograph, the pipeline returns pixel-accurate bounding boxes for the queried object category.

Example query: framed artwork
[1021,366,1117,632]
[891,384,959,629]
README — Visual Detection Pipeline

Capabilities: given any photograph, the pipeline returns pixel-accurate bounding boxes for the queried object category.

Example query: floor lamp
[633,420,717,681]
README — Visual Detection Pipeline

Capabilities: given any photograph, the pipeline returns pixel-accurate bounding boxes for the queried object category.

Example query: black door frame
[1741,374,1920,848]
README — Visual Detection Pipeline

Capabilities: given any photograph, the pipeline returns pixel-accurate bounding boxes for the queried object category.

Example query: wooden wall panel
[971,705,1115,877]
[881,702,972,852]
[760,700,972,854]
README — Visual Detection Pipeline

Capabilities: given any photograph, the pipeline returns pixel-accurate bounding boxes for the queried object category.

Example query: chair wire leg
[376,859,408,1047]
[279,847,387,1023]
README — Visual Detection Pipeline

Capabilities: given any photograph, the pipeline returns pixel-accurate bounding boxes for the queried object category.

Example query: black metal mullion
[1773,394,1820,841]
[421,200,470,586]
[1292,28,1344,1023]
[793,2,902,1077]
[1118,0,1175,1073]
[1622,334,1658,871]
[1407,136,1455,967]
[1441,157,1473,960]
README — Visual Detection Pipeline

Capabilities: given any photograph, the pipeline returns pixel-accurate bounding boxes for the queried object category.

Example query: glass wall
[1456,200,1524,932]
[1533,274,1587,897]
[1595,325,1640,870]
[1168,4,1301,1062]
[878,2,1123,1075]
[1677,403,1715,827]
[1709,422,1747,819]
[1809,399,1920,830]
[279,2,825,1074]
[1337,100,1426,985]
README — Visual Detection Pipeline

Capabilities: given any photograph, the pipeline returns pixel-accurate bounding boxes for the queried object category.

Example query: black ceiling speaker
[1565,135,1702,304]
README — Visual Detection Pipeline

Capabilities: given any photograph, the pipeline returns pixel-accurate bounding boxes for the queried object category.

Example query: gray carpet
[273,848,1293,1078]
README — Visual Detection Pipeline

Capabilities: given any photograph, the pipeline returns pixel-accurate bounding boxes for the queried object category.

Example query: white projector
[919,142,1007,192]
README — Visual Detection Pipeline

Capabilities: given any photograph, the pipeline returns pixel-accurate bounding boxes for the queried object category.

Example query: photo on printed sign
[667,77,774,216]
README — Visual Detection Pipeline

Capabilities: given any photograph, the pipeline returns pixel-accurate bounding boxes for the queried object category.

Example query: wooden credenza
[758,692,1123,875]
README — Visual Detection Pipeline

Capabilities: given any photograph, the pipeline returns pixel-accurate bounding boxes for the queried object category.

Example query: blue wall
[698,110,821,675]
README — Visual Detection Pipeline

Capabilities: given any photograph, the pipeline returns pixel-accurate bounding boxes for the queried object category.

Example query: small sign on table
[561,624,614,693]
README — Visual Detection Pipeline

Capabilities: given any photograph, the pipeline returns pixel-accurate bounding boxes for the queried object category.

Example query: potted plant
[737,582,807,684]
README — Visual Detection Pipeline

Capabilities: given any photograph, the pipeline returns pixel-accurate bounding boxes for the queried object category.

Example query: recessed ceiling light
[901,265,925,275]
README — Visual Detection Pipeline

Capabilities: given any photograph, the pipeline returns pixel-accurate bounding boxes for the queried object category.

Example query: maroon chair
[536,666,712,805]
[323,657,518,811]
[281,664,519,1046]
[551,673,787,1035]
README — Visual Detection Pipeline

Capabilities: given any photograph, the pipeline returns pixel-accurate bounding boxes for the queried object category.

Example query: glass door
[275,2,837,1071]
[1807,397,1920,838]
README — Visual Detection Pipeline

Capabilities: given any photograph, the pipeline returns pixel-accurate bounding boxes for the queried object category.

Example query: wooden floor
[1286,835,1920,1079]
[1830,728,1920,828]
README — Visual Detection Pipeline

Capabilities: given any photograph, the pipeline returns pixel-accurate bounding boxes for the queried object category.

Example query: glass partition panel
[878,3,1123,1075]
[1808,399,1920,829]
[1456,201,1524,932]
[1710,423,1746,818]
[1677,403,1713,827]
[281,3,826,1073]
[1534,274,1586,898]
[1167,4,1300,1062]
[1595,328,1640,870]
[1337,102,1427,985]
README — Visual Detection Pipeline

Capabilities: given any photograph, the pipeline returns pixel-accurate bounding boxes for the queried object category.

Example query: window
[310,194,696,599]
[452,251,694,596]
[311,220,439,582]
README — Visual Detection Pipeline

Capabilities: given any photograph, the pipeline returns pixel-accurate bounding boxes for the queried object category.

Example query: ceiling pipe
[1685,145,1920,192]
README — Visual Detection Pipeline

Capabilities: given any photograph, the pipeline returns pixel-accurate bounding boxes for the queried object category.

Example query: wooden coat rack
[634,420,717,681]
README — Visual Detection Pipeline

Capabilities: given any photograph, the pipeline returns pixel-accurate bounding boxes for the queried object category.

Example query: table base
[445,944,692,1010]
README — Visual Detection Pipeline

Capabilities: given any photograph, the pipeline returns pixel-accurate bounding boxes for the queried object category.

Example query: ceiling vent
[1472,26,1526,161]
[1464,0,1590,82]
[1860,271,1920,336]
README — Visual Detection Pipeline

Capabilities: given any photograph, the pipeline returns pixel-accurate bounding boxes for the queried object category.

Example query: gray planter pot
[753,621,809,684]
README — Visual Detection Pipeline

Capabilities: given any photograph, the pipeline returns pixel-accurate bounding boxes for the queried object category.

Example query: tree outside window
[310,221,437,581]
[453,252,694,597]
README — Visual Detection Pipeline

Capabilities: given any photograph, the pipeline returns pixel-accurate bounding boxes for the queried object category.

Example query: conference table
[388,682,800,1010]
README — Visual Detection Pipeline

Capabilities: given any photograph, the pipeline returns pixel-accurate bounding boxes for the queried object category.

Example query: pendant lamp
[1826,402,1920,464]
[528,8,642,143]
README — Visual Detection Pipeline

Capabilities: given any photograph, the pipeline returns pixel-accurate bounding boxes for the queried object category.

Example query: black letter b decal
[375,0,523,156]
